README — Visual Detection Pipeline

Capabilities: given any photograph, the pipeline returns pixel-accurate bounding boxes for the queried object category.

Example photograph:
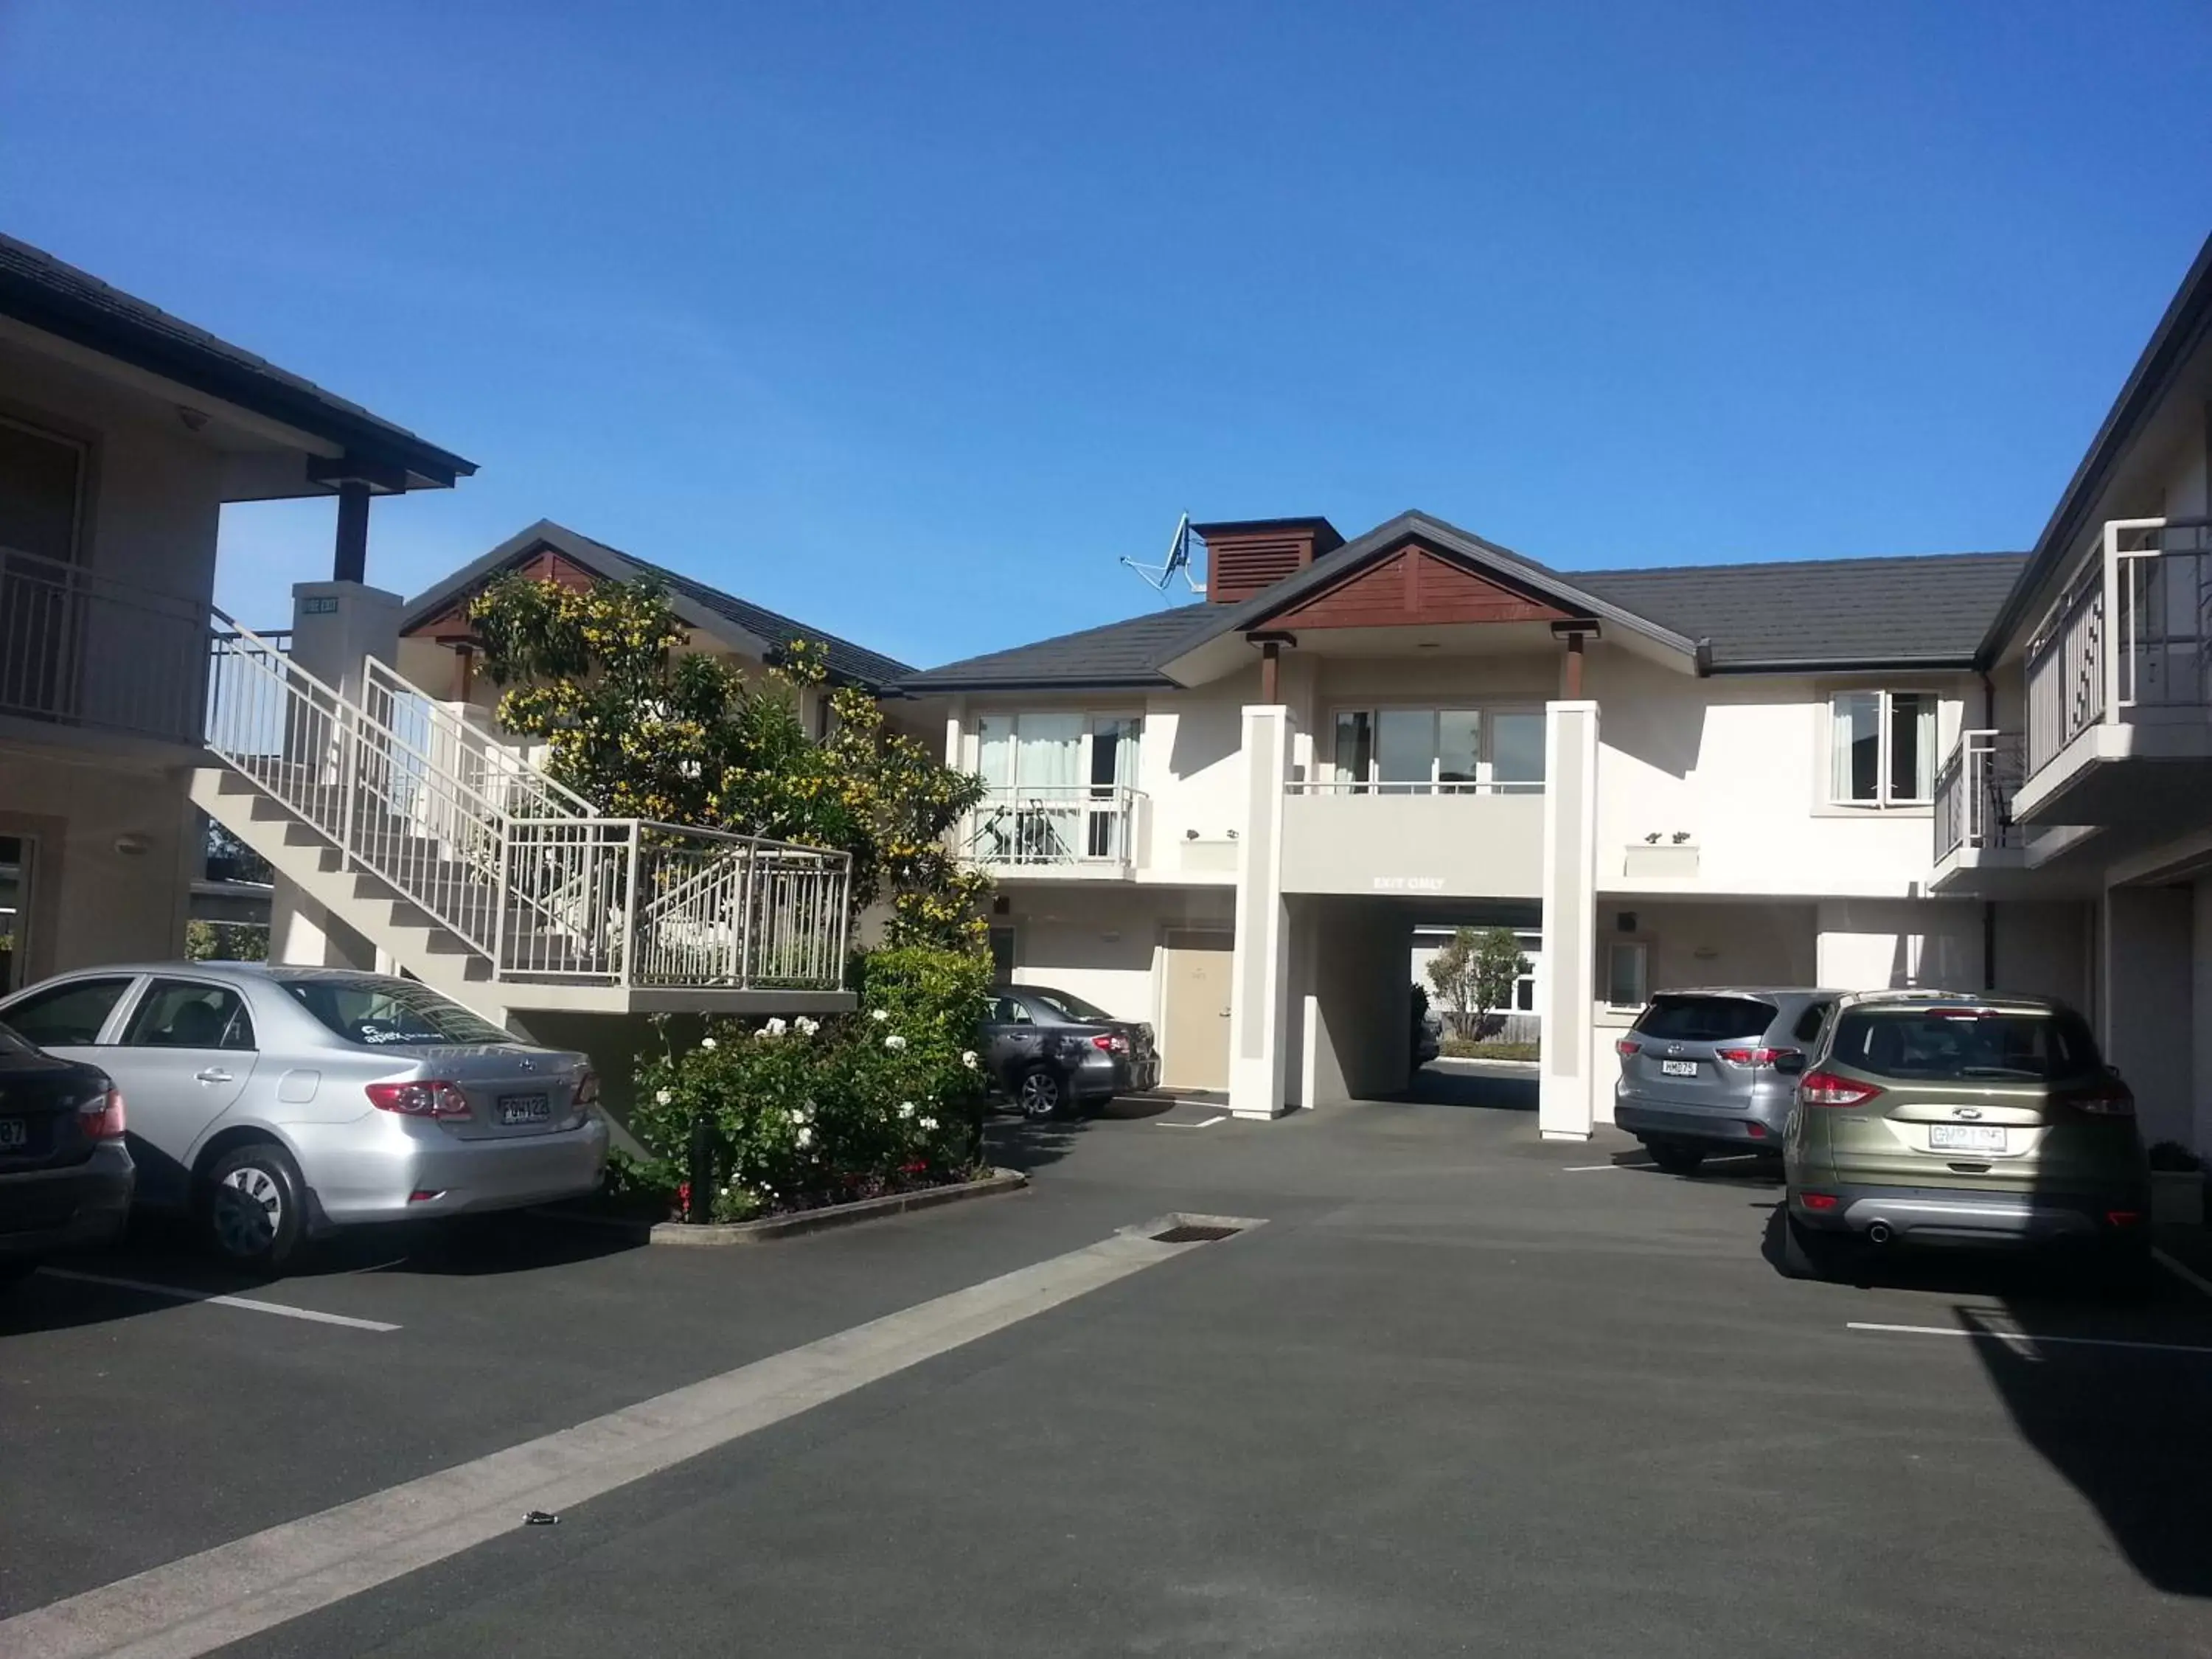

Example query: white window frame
[1326,703,1546,795]
[970,712,1144,791]
[1826,689,1938,809]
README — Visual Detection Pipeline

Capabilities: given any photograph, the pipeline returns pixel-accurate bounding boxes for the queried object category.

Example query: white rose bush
[627,945,993,1222]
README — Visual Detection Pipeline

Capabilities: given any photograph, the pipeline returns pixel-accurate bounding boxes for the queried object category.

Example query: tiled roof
[1575,551,2028,668]
[0,232,473,484]
[898,607,1218,690]
[401,521,914,689]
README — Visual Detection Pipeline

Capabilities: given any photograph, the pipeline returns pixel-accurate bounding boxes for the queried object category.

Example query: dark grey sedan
[983,986,1160,1119]
[1613,987,1841,1172]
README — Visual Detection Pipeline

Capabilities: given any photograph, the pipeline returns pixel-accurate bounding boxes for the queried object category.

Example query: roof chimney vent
[1191,518,1343,605]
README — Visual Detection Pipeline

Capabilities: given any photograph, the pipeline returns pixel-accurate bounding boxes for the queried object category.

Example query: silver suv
[1614,988,1841,1173]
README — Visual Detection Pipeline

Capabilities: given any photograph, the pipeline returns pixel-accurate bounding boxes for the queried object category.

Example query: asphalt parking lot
[4,1075,2210,1658]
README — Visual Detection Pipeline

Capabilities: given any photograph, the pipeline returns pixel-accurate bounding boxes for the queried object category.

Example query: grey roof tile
[1574,551,2028,667]
[899,607,1217,690]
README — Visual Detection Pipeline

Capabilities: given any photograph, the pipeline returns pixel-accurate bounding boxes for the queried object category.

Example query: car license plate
[0,1118,25,1150]
[497,1093,550,1127]
[1929,1124,2006,1153]
[1660,1059,1698,1077]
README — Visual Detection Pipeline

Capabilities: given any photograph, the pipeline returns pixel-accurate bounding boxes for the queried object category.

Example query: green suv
[1781,991,2149,1287]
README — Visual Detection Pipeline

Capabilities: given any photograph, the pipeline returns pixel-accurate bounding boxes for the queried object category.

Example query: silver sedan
[0,963,608,1269]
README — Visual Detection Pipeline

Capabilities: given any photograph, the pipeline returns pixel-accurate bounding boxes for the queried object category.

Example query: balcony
[1930,728,2025,890]
[959,785,1145,879]
[1279,779,1545,899]
[2018,516,2212,824]
[0,544,208,748]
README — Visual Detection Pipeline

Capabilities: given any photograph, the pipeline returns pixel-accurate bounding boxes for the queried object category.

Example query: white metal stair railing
[202,613,851,990]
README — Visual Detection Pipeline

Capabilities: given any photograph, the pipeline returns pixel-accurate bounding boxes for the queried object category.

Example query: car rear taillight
[2069,1079,2135,1117]
[1717,1046,1800,1068]
[1091,1033,1130,1054]
[366,1079,473,1119]
[1800,1192,1840,1211]
[1799,1071,1883,1107]
[2106,1210,2145,1228]
[1615,1039,1642,1057]
[77,1088,126,1140]
[574,1069,601,1109]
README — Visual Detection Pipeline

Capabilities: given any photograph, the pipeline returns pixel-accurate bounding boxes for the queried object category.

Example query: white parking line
[1561,1162,1640,1172]
[1847,1321,2212,1357]
[2154,1246,2212,1301]
[1158,1115,1228,1130]
[36,1268,400,1333]
[1,1217,1251,1659]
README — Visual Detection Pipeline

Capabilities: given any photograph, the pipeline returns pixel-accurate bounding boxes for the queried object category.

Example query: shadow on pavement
[1753,1205,2212,1596]
[1400,1063,1537,1113]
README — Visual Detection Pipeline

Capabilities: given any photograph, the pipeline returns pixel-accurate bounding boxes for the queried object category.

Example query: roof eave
[1978,229,2212,663]
[0,278,477,487]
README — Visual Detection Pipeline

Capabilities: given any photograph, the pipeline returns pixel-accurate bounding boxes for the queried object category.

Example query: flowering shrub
[629,946,993,1221]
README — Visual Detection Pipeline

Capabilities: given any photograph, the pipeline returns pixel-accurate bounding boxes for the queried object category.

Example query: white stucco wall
[1590,648,1970,900]
[0,741,196,978]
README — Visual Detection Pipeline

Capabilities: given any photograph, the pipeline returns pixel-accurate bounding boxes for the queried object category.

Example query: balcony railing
[0,544,208,744]
[2026,516,2212,777]
[961,785,1144,872]
[1284,777,1545,796]
[1933,728,2023,862]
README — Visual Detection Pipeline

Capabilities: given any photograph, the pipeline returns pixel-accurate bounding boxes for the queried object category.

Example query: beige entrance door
[1161,931,1234,1089]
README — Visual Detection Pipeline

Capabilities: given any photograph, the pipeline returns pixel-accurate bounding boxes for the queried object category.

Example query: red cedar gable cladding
[402,548,599,641]
[1197,518,1345,604]
[1267,538,1575,629]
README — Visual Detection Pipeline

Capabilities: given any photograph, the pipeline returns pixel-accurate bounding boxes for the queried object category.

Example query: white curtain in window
[1832,693,1879,802]
[976,714,1014,791]
[1015,713,1082,790]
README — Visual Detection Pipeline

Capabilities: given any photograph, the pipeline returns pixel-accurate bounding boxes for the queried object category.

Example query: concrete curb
[644,1167,1030,1247]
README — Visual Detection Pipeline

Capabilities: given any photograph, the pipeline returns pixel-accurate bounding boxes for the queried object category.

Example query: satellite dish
[1121,513,1205,598]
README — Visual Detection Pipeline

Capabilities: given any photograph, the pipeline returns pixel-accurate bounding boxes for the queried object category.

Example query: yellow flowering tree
[467,574,991,949]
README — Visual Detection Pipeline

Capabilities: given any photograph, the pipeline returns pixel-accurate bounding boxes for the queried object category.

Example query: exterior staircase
[193,614,853,1024]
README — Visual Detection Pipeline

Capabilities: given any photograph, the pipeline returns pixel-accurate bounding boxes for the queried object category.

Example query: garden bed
[647,1165,1026,1245]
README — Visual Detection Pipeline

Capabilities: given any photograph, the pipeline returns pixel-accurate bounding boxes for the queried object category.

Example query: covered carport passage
[1286,895,1540,1108]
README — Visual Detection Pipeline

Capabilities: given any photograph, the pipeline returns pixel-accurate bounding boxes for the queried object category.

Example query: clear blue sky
[4,1,2209,669]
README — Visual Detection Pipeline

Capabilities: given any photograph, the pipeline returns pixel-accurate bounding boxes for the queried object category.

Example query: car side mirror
[1774,1052,1807,1076]
[2106,1063,2124,1080]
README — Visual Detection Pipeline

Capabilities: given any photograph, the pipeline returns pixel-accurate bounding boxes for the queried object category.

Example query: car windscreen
[1023,988,1113,1023]
[282,978,515,1048]
[1632,995,1777,1043]
[1829,1007,2101,1082]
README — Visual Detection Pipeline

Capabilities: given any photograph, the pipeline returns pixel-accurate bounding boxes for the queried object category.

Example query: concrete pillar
[2104,885,2194,1147]
[267,582,405,972]
[1228,704,1292,1119]
[1538,700,1599,1139]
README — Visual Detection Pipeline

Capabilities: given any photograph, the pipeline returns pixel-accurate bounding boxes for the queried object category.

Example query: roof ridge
[1576,549,2028,579]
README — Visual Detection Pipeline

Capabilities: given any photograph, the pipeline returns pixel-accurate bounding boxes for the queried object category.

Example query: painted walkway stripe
[0,1218,1256,1659]
[1847,1321,2212,1357]
[1158,1115,1228,1130]
[37,1269,400,1334]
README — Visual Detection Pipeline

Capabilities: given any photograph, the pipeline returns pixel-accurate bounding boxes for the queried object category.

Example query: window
[1829,1006,2101,1082]
[0,415,86,564]
[1791,1001,1833,1044]
[1329,706,1545,793]
[1830,691,1935,806]
[974,713,1141,865]
[1024,987,1114,1023]
[282,975,514,1047]
[1632,994,1775,1041]
[1604,942,1647,1009]
[1,975,133,1046]
[123,981,254,1051]
[990,995,1032,1024]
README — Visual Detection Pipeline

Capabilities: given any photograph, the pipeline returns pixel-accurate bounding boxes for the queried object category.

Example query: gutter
[1705,655,1980,675]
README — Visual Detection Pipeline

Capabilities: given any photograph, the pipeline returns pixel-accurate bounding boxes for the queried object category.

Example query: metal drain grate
[1152,1223,1241,1244]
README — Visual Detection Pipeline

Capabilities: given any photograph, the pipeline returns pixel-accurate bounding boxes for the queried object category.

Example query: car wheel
[1016,1066,1065,1121]
[1645,1140,1705,1175]
[202,1141,307,1270]
[1779,1211,1853,1281]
